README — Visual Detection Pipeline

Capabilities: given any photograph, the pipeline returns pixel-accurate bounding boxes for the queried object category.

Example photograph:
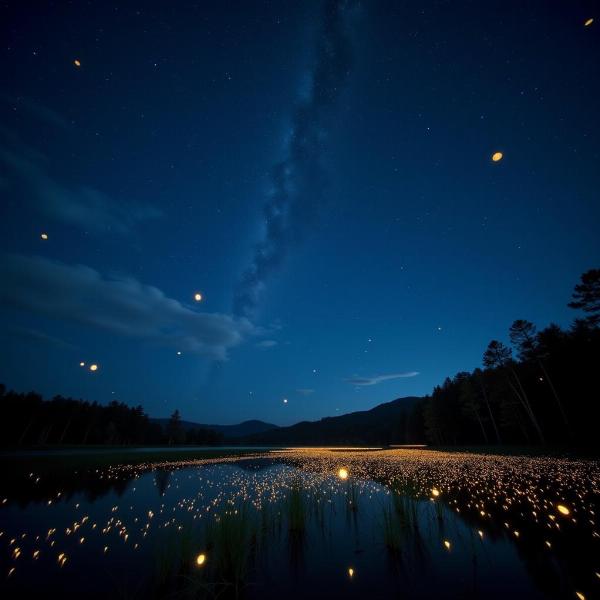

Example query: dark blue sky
[1,0,599,425]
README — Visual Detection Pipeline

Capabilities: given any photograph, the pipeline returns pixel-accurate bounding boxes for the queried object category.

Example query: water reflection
[0,449,598,600]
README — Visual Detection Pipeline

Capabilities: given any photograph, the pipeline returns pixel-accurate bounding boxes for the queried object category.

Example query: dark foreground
[0,448,598,599]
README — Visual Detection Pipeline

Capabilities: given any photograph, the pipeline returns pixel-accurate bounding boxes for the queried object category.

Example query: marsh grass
[381,486,422,554]
[346,481,359,514]
[286,485,306,533]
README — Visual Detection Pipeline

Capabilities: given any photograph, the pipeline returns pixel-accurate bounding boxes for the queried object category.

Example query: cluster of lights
[1,448,597,599]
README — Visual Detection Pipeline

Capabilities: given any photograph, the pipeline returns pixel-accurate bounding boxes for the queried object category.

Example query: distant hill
[238,397,425,446]
[152,418,279,439]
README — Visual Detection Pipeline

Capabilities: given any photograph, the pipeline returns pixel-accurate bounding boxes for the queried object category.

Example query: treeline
[0,389,223,447]
[421,268,600,448]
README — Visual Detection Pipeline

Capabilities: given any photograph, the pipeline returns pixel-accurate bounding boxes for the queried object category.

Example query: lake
[0,448,598,599]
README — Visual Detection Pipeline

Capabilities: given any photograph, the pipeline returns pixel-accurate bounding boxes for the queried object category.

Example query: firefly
[196,552,206,566]
[338,468,349,480]
[432,488,440,497]
[584,18,593,27]
[557,504,570,516]
[348,567,354,578]
[283,398,288,404]
[40,232,48,240]
[73,59,81,67]
[576,593,586,600]
[194,292,203,302]
[492,151,503,162]
[444,540,451,550]
[89,364,98,372]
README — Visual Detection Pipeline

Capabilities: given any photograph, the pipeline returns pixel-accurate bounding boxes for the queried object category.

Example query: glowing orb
[79,362,85,367]
[492,151,503,162]
[89,364,98,372]
[40,233,48,240]
[73,59,81,67]
[283,398,288,404]
[177,351,182,356]
[557,504,570,516]
[338,468,349,480]
[196,553,206,566]
[444,540,451,550]
[348,567,354,578]
[194,292,203,302]
[584,18,593,27]
[432,488,440,497]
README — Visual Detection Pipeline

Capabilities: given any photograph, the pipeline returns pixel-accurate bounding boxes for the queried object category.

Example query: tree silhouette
[509,319,569,430]
[166,409,184,445]
[568,268,600,326]
[483,340,545,444]
[473,368,501,443]
[459,376,488,443]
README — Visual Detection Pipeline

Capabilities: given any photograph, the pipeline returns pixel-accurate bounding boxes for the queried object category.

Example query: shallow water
[0,449,598,599]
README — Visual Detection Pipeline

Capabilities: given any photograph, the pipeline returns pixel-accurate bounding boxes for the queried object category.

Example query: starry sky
[1,1,599,426]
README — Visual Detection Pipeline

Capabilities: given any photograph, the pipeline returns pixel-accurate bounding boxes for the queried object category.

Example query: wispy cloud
[0,138,161,234]
[296,388,315,395]
[1,326,75,350]
[346,372,419,386]
[233,0,355,318]
[0,254,254,360]
[256,339,278,349]
[1,93,70,129]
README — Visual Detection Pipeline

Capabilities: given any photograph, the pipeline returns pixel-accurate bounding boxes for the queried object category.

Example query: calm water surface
[0,449,598,599]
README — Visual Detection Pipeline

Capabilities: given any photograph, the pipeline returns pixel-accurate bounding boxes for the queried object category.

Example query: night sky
[1,1,599,426]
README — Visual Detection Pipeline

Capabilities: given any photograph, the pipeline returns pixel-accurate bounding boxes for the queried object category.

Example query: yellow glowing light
[492,151,503,162]
[40,233,48,240]
[584,18,593,27]
[79,362,85,367]
[557,504,570,516]
[576,593,585,600]
[74,59,81,67]
[432,488,440,497]
[444,540,451,550]
[196,552,206,566]
[338,468,349,480]
[348,567,354,578]
[89,364,98,372]
[194,292,203,302]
